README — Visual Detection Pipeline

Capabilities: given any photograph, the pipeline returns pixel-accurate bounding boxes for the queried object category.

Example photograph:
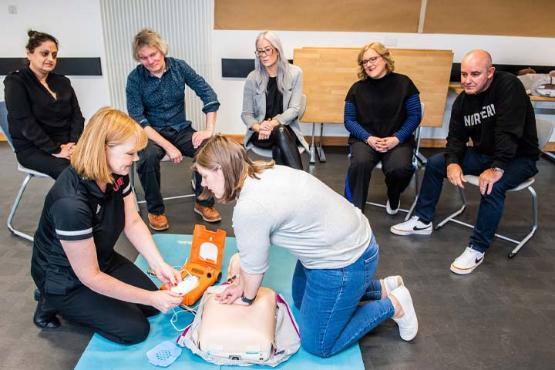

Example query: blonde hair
[357,42,395,80]
[132,28,168,61]
[71,107,147,184]
[193,135,274,203]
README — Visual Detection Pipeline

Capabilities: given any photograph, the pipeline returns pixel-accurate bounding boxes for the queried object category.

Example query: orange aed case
[162,225,226,306]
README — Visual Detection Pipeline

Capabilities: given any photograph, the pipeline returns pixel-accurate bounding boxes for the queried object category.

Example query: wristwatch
[241,294,256,305]
[492,167,504,174]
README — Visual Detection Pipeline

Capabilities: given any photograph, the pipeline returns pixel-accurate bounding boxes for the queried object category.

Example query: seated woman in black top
[344,42,422,214]
[241,31,309,170]
[3,30,85,179]
[31,107,183,344]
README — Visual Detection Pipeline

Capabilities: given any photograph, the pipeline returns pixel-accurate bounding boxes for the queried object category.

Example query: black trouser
[136,125,214,215]
[16,147,70,179]
[249,125,303,170]
[45,253,159,345]
[345,140,415,212]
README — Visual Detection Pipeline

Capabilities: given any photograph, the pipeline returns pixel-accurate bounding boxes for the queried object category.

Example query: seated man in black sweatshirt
[390,49,540,275]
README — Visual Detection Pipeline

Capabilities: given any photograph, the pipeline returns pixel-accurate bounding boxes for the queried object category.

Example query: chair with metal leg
[355,103,425,221]
[130,156,196,211]
[435,118,554,258]
[363,126,423,221]
[0,101,52,242]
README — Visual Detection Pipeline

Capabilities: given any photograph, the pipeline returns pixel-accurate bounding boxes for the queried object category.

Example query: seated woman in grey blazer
[241,31,309,170]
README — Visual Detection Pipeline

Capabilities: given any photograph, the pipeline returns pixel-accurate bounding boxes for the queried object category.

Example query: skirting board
[2,134,553,151]
[225,134,555,151]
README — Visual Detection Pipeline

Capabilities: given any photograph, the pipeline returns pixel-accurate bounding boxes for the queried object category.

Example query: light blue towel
[76,234,364,369]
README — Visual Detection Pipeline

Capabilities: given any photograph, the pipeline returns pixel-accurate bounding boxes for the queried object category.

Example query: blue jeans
[415,150,538,252]
[291,237,394,358]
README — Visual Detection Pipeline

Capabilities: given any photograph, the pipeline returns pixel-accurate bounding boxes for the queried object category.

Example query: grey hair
[253,31,291,94]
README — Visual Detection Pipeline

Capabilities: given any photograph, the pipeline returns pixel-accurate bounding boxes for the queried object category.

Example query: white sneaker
[386,200,400,215]
[450,247,485,275]
[390,216,433,236]
[383,275,404,297]
[390,286,418,341]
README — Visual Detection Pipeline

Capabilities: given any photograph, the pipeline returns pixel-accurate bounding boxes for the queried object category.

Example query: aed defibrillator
[162,224,226,307]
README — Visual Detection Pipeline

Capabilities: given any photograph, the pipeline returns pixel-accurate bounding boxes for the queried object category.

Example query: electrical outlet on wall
[8,4,17,14]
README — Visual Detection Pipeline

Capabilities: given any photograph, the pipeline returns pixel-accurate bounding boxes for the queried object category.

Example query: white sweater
[232,165,373,274]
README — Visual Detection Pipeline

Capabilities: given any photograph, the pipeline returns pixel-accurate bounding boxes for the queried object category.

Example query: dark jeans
[136,125,214,215]
[45,253,159,345]
[415,149,538,252]
[16,147,70,179]
[249,124,303,170]
[345,140,415,212]
[291,237,394,358]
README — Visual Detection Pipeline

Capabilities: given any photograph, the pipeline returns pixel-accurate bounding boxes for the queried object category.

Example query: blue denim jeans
[291,237,394,358]
[415,149,538,252]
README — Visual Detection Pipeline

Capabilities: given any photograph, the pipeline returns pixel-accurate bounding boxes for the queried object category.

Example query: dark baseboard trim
[222,58,293,78]
[221,58,555,81]
[0,57,102,76]
[450,63,555,81]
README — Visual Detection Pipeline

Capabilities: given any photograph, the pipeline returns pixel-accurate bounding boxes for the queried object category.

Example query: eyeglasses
[360,56,381,66]
[255,47,274,57]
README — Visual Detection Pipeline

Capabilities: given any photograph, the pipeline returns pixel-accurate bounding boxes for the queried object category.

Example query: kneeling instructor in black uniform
[31,107,183,344]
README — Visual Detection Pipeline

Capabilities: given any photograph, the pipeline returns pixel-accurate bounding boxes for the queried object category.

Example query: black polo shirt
[31,166,132,295]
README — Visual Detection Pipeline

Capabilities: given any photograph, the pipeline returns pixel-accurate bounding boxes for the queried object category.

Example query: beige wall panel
[424,0,555,37]
[215,0,420,32]
[294,47,453,127]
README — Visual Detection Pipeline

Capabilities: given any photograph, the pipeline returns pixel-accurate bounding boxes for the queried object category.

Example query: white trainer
[390,216,433,236]
[386,200,400,215]
[383,275,404,297]
[450,247,485,275]
[390,286,418,341]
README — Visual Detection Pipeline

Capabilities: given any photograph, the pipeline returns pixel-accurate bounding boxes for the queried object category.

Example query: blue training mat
[75,234,364,369]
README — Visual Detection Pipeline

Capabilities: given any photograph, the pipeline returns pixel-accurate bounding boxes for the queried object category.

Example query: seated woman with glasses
[241,31,309,170]
[3,30,85,179]
[344,42,422,214]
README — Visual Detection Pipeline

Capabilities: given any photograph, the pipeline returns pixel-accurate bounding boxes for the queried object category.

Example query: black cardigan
[3,66,84,154]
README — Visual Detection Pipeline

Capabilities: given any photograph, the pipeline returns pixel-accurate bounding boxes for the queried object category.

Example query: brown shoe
[194,203,222,223]
[148,213,169,231]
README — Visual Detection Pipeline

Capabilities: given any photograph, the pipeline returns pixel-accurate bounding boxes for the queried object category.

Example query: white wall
[2,0,553,141]
[0,0,110,120]
[211,30,555,141]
